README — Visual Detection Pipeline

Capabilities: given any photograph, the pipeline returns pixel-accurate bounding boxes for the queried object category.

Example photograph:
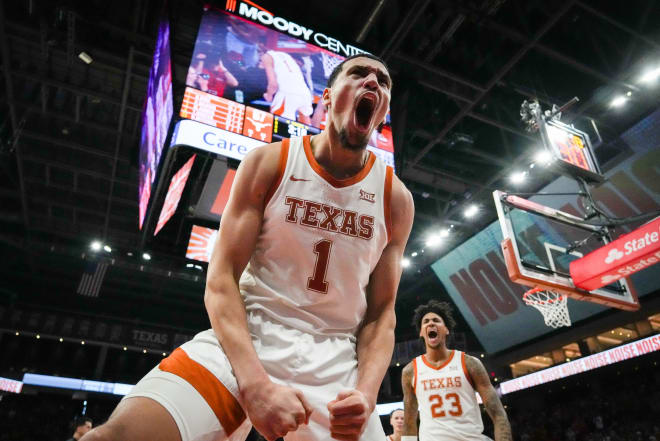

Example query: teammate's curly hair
[412,300,456,335]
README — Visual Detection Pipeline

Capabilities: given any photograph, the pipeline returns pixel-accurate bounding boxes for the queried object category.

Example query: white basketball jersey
[239,135,393,339]
[267,50,309,94]
[413,351,486,441]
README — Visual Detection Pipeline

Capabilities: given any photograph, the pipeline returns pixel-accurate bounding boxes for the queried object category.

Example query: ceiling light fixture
[425,234,441,248]
[510,171,527,184]
[464,204,479,218]
[534,150,553,165]
[639,67,660,84]
[78,51,93,64]
[610,95,627,108]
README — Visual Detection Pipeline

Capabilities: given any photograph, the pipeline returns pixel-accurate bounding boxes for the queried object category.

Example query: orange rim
[522,287,564,305]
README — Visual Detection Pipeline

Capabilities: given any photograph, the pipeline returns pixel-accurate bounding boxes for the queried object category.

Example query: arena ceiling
[1,0,659,341]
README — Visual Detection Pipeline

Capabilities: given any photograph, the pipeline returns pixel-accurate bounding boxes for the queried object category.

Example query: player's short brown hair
[412,300,456,335]
[327,53,390,88]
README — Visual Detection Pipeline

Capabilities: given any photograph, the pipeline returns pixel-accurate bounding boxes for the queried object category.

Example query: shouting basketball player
[401,301,512,441]
[82,53,413,441]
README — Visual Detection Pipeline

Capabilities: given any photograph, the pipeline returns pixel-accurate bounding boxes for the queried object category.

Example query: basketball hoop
[522,287,572,328]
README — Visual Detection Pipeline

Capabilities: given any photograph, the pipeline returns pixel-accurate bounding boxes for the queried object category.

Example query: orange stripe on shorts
[159,348,246,436]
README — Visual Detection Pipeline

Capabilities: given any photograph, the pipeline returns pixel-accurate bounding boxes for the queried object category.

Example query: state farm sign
[570,216,660,291]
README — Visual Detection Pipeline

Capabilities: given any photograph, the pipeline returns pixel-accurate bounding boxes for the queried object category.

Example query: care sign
[570,216,660,291]
[171,119,266,161]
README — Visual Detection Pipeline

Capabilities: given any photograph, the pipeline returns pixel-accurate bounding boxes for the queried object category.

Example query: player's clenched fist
[327,389,372,441]
[240,379,313,441]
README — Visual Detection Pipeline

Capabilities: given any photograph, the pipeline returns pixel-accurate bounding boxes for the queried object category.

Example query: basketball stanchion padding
[522,287,572,328]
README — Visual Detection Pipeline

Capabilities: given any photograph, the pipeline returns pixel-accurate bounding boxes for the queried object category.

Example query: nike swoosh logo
[290,176,311,182]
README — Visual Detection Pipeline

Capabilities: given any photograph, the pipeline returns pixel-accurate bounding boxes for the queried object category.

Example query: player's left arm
[357,175,414,406]
[327,176,414,441]
[465,355,512,441]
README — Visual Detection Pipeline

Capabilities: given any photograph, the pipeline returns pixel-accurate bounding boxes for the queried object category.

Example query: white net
[321,52,343,77]
[523,287,571,328]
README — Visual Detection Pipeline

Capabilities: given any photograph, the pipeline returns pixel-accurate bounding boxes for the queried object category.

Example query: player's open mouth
[428,330,438,339]
[354,94,376,131]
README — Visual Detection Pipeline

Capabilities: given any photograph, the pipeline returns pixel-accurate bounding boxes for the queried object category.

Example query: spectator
[66,416,93,441]
[206,57,239,97]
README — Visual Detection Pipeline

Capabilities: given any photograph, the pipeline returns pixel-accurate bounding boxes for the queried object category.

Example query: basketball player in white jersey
[401,301,512,441]
[81,53,414,441]
[386,409,404,441]
[262,49,313,125]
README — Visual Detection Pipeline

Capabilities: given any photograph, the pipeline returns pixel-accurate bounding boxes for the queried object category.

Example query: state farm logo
[605,248,624,264]
[605,229,660,264]
[359,189,375,203]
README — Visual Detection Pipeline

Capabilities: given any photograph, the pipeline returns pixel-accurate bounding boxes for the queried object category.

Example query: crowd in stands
[0,392,117,441]
[504,351,660,441]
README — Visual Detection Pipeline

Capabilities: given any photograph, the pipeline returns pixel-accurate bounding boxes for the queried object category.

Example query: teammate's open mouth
[354,95,376,130]
[428,330,438,339]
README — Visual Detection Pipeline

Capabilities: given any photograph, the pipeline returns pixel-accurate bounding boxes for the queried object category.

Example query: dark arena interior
[1,0,659,440]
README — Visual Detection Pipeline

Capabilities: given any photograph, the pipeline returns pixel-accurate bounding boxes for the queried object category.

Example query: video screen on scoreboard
[138,17,173,229]
[544,120,599,176]
[182,6,394,154]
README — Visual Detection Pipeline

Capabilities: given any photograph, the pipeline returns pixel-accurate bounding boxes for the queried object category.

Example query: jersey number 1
[308,239,333,293]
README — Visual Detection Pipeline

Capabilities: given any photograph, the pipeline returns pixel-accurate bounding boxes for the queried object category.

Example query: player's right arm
[204,142,312,441]
[261,53,277,102]
[401,361,418,438]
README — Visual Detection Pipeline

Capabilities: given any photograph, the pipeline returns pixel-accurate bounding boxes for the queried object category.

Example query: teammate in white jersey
[401,301,512,441]
[262,50,313,125]
[82,54,414,441]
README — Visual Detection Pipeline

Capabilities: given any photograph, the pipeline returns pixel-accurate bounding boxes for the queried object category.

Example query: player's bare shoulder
[235,140,285,203]
[241,140,283,174]
[463,353,489,382]
[401,359,415,387]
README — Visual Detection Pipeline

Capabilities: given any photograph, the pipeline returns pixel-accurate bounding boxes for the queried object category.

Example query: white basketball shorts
[270,88,313,121]
[124,310,386,441]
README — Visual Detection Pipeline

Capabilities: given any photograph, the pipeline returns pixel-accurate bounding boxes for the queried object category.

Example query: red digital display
[154,155,196,235]
[370,125,394,153]
[210,169,236,216]
[243,107,273,143]
[186,225,218,263]
[180,88,245,134]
